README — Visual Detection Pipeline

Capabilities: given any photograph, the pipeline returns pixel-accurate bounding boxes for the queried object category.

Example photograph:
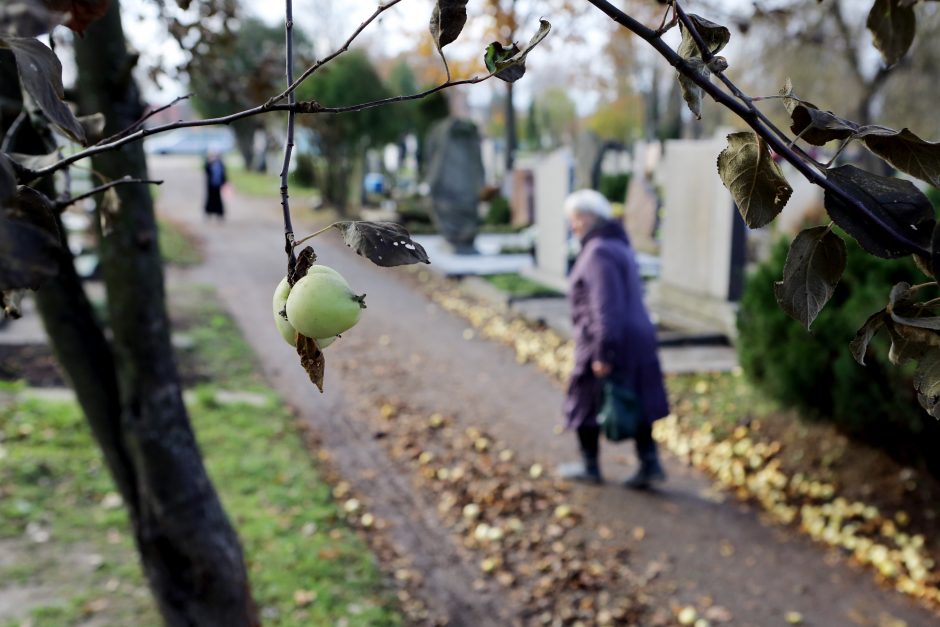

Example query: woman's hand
[591,360,612,378]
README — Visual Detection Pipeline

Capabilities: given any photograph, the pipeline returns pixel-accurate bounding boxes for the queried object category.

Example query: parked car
[144,128,235,156]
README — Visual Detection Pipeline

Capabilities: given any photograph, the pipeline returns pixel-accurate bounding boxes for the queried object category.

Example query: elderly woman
[560,189,670,488]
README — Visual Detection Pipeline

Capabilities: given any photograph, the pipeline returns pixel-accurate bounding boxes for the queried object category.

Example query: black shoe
[624,460,666,490]
[557,460,603,484]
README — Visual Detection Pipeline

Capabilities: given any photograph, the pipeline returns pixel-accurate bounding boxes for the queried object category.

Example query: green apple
[272,277,298,346]
[274,276,344,349]
[285,267,365,339]
[316,335,337,348]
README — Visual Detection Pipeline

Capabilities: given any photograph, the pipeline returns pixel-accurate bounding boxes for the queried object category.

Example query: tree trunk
[504,82,517,173]
[232,118,258,171]
[67,2,258,625]
[1,50,138,510]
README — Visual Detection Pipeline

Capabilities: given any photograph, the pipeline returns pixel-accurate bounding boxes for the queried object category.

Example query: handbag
[597,378,642,442]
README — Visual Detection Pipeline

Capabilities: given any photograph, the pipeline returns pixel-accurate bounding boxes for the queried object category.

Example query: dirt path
[155,156,936,626]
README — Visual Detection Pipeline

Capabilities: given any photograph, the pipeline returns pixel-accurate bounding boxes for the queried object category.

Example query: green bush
[289,152,317,189]
[599,173,631,203]
[738,234,940,473]
[485,194,512,226]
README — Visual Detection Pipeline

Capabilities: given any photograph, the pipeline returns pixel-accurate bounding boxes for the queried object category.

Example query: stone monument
[424,118,485,254]
[623,140,663,254]
[651,133,746,339]
[521,147,573,292]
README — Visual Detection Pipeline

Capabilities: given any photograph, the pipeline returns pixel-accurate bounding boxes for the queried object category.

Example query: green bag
[597,379,642,442]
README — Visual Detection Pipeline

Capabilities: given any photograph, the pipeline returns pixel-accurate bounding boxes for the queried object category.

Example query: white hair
[563,189,612,220]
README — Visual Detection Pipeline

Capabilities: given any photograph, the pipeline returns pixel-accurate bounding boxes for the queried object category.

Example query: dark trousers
[577,423,658,462]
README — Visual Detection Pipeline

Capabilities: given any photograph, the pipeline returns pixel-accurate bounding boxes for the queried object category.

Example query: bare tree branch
[584,0,931,257]
[281,0,298,272]
[52,176,163,212]
[29,72,493,181]
[315,75,491,114]
[94,94,192,148]
[265,0,407,108]
[0,111,28,153]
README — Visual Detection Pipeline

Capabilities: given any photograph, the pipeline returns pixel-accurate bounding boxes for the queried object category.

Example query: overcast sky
[118,0,648,114]
[119,0,809,116]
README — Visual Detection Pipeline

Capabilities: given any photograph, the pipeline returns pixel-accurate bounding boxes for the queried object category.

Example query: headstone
[424,118,485,254]
[623,141,662,254]
[651,133,744,338]
[573,131,602,190]
[521,148,573,292]
[510,168,535,226]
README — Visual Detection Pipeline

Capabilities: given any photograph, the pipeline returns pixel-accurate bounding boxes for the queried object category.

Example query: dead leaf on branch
[0,186,61,291]
[823,165,934,259]
[855,126,940,188]
[850,310,888,366]
[429,0,468,51]
[717,131,793,229]
[784,99,859,147]
[677,13,730,60]
[675,14,730,119]
[483,19,552,84]
[4,36,87,144]
[333,221,430,267]
[297,334,325,393]
[289,246,317,286]
[773,226,847,330]
[866,0,916,67]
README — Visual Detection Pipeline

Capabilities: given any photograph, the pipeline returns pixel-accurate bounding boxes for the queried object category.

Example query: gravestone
[521,147,573,292]
[509,168,535,226]
[573,131,602,190]
[623,140,662,254]
[651,133,745,338]
[424,118,485,254]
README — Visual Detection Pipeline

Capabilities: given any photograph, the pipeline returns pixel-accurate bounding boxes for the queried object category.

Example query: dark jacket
[204,158,227,216]
[563,219,669,429]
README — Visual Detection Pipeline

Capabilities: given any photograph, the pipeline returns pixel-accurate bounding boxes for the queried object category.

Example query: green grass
[666,371,779,439]
[0,288,402,627]
[158,218,203,267]
[483,273,562,298]
[225,159,317,199]
[170,284,266,391]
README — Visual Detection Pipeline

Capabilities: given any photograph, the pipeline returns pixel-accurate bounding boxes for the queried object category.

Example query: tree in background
[1,2,257,623]
[736,0,940,137]
[482,0,586,172]
[529,86,578,148]
[184,16,313,169]
[296,50,398,213]
[385,58,450,162]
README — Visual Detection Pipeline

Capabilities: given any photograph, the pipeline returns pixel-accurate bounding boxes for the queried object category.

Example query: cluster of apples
[272,265,365,349]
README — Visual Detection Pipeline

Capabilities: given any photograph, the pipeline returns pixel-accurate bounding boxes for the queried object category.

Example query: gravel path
[155,155,937,627]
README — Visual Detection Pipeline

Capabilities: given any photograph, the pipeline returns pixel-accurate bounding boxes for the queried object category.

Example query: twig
[671,2,804,161]
[0,111,28,153]
[31,73,495,180]
[94,94,192,148]
[293,223,338,247]
[265,0,406,108]
[315,75,492,114]
[52,176,163,212]
[583,0,930,258]
[281,0,298,272]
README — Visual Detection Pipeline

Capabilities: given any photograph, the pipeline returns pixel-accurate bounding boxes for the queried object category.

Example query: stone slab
[413,234,534,277]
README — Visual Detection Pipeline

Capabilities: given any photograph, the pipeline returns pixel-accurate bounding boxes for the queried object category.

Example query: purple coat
[563,220,670,430]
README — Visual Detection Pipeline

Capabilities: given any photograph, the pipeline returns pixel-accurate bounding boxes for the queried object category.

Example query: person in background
[204,149,227,221]
[559,189,670,489]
